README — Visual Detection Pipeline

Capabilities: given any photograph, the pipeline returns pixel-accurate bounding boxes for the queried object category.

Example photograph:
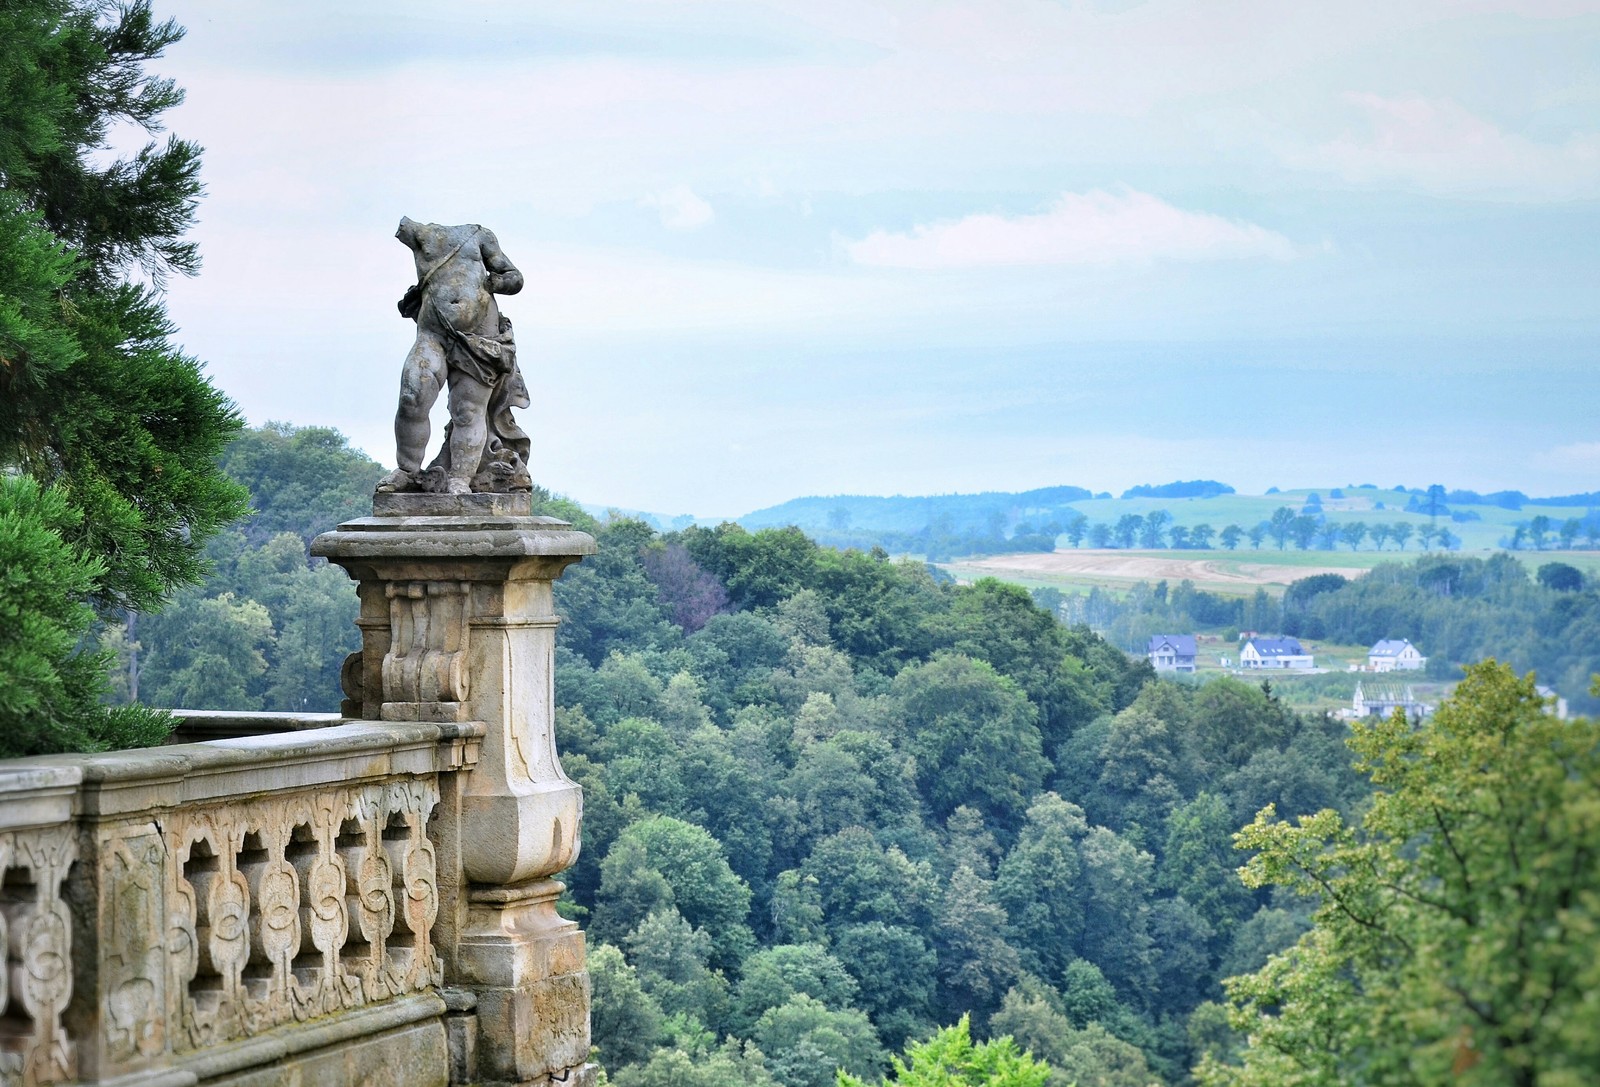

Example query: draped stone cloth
[422,309,533,493]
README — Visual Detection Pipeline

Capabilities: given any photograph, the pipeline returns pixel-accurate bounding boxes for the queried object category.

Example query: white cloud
[641,185,715,230]
[1534,441,1600,472]
[1292,94,1600,200]
[844,190,1296,269]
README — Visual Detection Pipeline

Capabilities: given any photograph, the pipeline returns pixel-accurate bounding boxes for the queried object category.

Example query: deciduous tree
[838,1015,1050,1087]
[1202,663,1600,1086]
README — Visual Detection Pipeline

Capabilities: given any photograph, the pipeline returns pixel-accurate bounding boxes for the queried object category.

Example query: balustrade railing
[0,718,479,1087]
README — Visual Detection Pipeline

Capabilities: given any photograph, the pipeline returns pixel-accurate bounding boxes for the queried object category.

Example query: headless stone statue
[377,217,534,495]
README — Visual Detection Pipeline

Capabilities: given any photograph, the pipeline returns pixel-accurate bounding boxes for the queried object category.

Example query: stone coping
[171,991,447,1084]
[168,709,345,742]
[4,719,485,819]
[311,515,597,561]
[0,763,83,831]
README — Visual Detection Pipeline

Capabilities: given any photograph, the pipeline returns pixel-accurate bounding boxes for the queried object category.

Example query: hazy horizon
[147,1,1599,514]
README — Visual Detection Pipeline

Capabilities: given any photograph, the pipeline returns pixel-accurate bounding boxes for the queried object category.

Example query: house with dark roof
[1239,635,1313,670]
[1368,639,1426,672]
[1147,634,1198,673]
[1352,680,1428,719]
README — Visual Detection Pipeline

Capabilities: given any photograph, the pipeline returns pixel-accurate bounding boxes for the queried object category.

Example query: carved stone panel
[100,827,167,1064]
[0,823,77,1085]
[160,777,441,1055]
[382,580,471,709]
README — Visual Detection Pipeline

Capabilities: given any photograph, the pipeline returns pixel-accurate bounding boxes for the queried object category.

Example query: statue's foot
[445,477,473,496]
[375,468,414,493]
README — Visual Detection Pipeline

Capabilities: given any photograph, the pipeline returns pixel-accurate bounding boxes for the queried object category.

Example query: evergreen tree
[0,1,246,750]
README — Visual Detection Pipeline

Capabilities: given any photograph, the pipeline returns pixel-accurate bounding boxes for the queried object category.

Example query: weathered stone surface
[0,493,595,1086]
[1,725,473,1085]
[0,816,78,1084]
[374,491,533,518]
[458,881,590,1083]
[313,508,595,1084]
[167,710,343,743]
[380,219,532,497]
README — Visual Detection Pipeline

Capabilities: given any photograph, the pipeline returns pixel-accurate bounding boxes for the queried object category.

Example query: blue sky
[151,0,1600,517]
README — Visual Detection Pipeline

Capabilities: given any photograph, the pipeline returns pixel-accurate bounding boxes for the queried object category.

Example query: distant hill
[741,485,1097,535]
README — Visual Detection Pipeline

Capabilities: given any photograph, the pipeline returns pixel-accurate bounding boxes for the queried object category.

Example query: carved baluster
[0,825,79,1085]
[166,826,200,1048]
[238,805,299,1033]
[356,790,396,1005]
[380,781,442,994]
[100,828,167,1064]
[307,796,354,1014]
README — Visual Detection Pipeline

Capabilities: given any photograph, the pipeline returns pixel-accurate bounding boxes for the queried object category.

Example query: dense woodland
[123,425,1389,1084]
[89,425,1600,1084]
[6,9,1593,1083]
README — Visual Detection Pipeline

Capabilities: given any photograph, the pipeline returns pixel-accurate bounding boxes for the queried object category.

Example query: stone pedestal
[312,494,596,1085]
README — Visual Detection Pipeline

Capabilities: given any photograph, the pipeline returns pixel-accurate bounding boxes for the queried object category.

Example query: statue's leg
[394,335,447,473]
[444,371,493,494]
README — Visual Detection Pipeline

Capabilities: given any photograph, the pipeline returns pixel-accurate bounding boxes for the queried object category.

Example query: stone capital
[312,495,596,887]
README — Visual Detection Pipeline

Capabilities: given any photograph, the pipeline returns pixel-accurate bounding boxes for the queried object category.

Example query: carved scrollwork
[381,580,471,705]
[103,829,167,1062]
[0,823,77,1085]
[156,776,442,1055]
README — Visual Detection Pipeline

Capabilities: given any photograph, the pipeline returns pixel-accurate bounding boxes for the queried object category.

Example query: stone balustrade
[0,497,598,1087]
[0,718,481,1086]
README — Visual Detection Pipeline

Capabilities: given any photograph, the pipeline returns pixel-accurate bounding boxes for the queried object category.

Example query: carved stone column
[313,492,596,1086]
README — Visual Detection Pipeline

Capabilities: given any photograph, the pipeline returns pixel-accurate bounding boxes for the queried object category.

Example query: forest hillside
[115,426,1599,1086]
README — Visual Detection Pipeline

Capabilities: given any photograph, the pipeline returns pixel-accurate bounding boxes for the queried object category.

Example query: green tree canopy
[597,816,755,969]
[0,0,247,750]
[1202,662,1600,1086]
[891,653,1049,831]
[838,1015,1051,1087]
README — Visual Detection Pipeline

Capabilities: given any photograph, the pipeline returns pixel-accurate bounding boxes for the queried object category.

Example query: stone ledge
[168,710,344,742]
[29,720,479,817]
[373,491,533,518]
[311,518,596,563]
[172,991,447,1085]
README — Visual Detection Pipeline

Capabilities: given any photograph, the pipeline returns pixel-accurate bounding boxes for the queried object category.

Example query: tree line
[1056,508,1462,553]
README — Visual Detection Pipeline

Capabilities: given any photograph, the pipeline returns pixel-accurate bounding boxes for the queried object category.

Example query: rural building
[1369,638,1426,671]
[1148,634,1198,672]
[1239,636,1314,670]
[1353,680,1429,720]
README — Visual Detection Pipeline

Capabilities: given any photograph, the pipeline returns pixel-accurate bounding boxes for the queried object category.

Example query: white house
[1239,636,1314,670]
[1368,639,1426,672]
[1148,634,1198,673]
[1352,680,1429,720]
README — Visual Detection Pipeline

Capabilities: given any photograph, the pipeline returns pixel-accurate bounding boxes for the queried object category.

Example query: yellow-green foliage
[1200,661,1600,1086]
[839,1015,1051,1087]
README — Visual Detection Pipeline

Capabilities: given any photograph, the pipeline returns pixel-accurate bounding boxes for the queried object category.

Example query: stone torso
[406,222,500,336]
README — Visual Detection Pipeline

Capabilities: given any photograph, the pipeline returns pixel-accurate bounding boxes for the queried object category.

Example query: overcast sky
[152,0,1600,517]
